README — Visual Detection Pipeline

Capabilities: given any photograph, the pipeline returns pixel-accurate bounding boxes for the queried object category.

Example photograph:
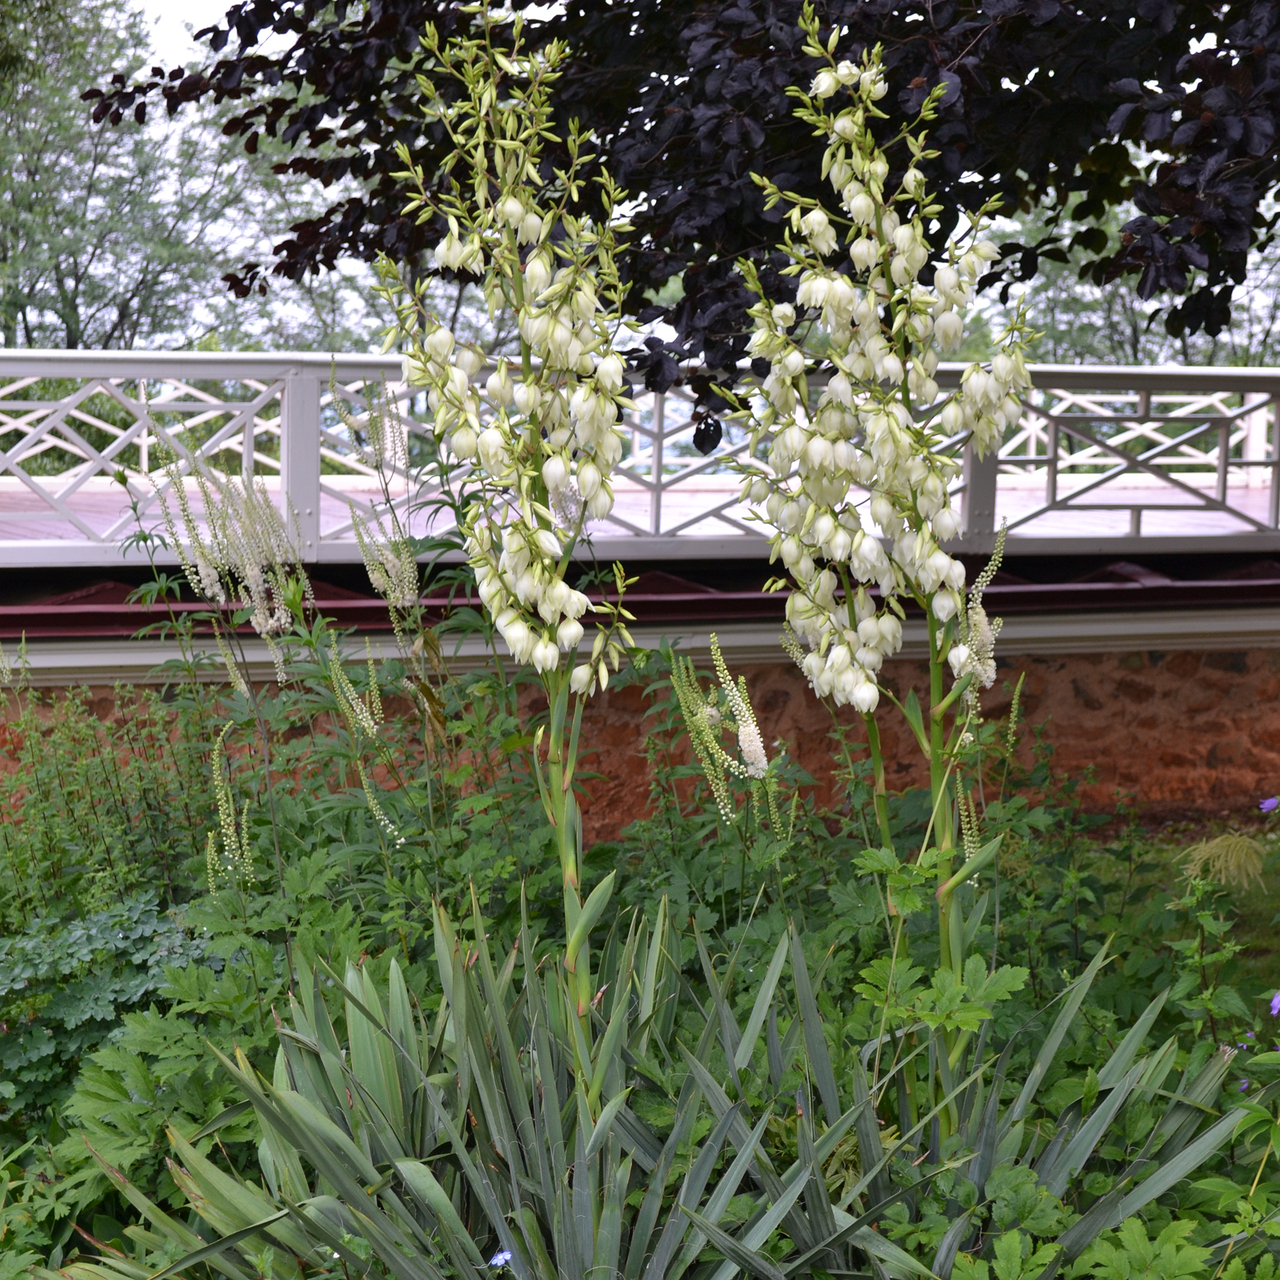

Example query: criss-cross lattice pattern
[987,371,1280,539]
[3,354,1279,566]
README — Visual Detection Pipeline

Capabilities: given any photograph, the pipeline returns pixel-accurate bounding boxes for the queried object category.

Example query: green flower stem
[862,711,895,856]
[927,609,959,985]
[539,667,595,1017]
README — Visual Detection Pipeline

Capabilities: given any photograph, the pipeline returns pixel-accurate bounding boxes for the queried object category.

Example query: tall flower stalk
[380,13,635,1015]
[733,6,1032,1062]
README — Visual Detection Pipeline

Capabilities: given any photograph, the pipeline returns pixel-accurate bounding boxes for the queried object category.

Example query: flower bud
[859,70,886,100]
[849,193,875,225]
[426,326,455,362]
[557,618,584,651]
[533,637,560,673]
[542,454,569,492]
[486,363,513,404]
[800,208,837,256]
[535,528,561,559]
[932,590,960,623]
[596,352,624,392]
[513,382,542,415]
[518,210,543,245]
[935,311,963,351]
[933,506,961,541]
[578,459,602,500]
[833,114,859,142]
[501,617,530,660]
[811,68,839,98]
[852,680,880,713]
[779,349,806,378]
[450,426,478,460]
[570,663,593,694]
[524,253,552,297]
[497,194,525,228]
[849,237,877,270]
[455,346,484,378]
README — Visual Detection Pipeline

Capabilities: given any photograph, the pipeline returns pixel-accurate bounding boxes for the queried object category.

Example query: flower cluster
[735,24,1031,713]
[670,635,777,825]
[206,724,255,895]
[159,465,313,687]
[948,527,1005,711]
[383,18,634,694]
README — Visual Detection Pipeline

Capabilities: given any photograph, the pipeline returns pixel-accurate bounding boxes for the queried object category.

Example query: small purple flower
[490,1253,513,1269]
[1272,991,1280,1018]
[1261,797,1279,812]
[1240,1079,1250,1092]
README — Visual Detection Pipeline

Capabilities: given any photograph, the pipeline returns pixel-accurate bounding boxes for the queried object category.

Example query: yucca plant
[40,901,1275,1280]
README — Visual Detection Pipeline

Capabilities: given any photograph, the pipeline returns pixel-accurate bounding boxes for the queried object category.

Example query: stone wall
[8,645,1276,843]
[571,646,1280,843]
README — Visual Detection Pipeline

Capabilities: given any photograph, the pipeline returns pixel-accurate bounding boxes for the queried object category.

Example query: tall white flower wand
[728,7,1034,1006]
[377,10,637,1018]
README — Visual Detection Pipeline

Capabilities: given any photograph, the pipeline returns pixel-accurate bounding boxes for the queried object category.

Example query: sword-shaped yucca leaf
[144,1211,292,1280]
[641,1105,739,1280]
[735,934,790,1073]
[36,1265,151,1280]
[681,1210,788,1280]
[932,1211,972,1280]
[260,1051,312,1203]
[1054,1106,1242,1263]
[166,1127,316,1260]
[1096,989,1168,1089]
[586,1087,634,1159]
[790,926,840,1127]
[852,1056,891,1211]
[695,924,743,1089]
[701,1169,811,1280]
[637,897,669,1058]
[81,1142,253,1280]
[565,869,616,971]
[343,961,405,1141]
[624,1074,704,1280]
[1009,943,1109,1127]
[795,1086,837,1245]
[394,1159,487,1266]
[668,1111,775,1280]
[595,1152,633,1280]
[1155,1045,1236,1155]
[1039,1059,1148,1199]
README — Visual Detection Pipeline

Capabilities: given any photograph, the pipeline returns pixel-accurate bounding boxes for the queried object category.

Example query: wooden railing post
[961,441,997,544]
[281,371,322,561]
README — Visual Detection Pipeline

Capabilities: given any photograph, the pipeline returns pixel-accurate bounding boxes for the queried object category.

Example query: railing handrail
[6,350,1280,566]
[2,348,1280,394]
[0,349,403,381]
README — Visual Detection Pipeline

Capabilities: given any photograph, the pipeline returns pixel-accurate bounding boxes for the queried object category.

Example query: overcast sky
[135,0,235,68]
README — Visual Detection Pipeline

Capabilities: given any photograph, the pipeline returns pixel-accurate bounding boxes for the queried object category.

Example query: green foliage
[35,921,1271,1280]
[0,893,203,1123]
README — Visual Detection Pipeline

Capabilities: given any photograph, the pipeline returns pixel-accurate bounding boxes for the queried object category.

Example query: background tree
[992,201,1280,367]
[0,0,393,351]
[86,0,1280,380]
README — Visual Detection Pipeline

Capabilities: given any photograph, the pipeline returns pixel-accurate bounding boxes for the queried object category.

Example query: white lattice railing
[3,351,1280,568]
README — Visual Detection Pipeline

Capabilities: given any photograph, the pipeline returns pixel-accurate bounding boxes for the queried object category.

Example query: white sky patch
[133,0,240,68]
